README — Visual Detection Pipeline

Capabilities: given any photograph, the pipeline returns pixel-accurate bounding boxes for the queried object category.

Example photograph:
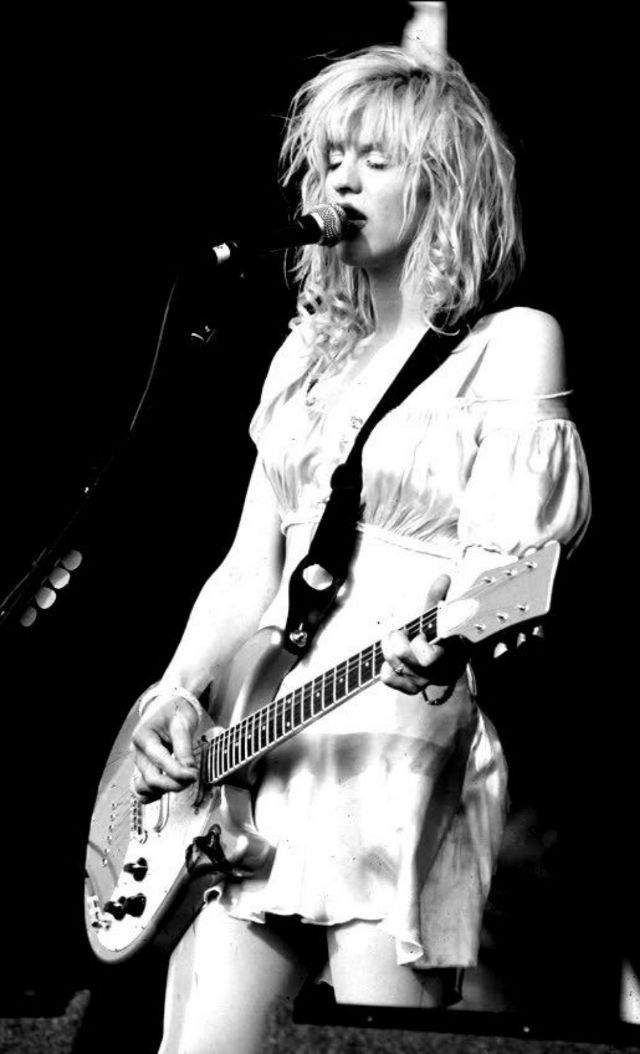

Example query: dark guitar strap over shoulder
[283,317,473,656]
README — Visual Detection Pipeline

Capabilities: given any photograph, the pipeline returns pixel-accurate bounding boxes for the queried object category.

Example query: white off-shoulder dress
[217,317,591,970]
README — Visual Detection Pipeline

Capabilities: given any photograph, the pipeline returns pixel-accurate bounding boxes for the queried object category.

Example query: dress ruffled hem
[212,892,481,970]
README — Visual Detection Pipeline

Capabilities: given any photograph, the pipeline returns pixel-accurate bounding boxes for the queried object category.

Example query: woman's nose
[331,157,362,194]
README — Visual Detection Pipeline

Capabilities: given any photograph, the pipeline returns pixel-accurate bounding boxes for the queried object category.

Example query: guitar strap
[283,316,474,655]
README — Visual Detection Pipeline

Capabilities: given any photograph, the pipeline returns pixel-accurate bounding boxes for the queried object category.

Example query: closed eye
[326,150,345,171]
[366,157,390,170]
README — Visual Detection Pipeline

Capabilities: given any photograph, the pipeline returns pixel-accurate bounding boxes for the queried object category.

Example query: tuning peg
[532,624,545,639]
[516,632,527,648]
[493,641,509,659]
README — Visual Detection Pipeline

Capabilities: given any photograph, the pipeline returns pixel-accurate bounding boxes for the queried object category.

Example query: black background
[0,4,632,1044]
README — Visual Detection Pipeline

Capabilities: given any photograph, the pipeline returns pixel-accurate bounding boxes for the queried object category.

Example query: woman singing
[131,45,590,1053]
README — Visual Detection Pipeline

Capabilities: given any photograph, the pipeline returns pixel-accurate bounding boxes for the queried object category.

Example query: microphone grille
[312,204,347,246]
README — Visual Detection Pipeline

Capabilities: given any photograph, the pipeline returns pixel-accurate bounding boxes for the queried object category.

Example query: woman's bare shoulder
[474,306,568,398]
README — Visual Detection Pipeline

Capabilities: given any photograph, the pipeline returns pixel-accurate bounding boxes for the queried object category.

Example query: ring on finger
[392,661,406,676]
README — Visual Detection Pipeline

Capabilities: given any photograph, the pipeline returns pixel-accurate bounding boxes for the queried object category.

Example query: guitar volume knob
[123,857,148,881]
[103,897,127,921]
[124,894,146,918]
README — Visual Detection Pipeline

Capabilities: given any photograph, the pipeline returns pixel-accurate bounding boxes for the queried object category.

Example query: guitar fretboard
[204,607,438,785]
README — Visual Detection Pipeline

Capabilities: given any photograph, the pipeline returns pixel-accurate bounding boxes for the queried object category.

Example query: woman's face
[324,138,423,275]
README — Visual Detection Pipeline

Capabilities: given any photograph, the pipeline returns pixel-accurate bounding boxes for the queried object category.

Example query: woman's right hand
[130,695,201,802]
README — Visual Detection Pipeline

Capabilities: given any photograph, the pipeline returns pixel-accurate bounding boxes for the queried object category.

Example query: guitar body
[84,627,296,963]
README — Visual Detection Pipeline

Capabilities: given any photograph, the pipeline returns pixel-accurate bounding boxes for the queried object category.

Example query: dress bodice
[250,321,591,584]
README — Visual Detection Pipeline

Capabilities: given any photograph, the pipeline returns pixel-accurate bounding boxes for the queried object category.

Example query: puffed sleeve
[449,394,591,597]
[248,322,315,447]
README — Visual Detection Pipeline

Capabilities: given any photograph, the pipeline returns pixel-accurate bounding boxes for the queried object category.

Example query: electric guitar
[84,541,560,962]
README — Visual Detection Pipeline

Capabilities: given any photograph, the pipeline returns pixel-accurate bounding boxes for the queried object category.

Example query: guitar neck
[204,606,439,785]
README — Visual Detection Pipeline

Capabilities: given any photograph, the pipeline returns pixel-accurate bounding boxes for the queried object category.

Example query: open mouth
[340,206,367,237]
[342,205,366,221]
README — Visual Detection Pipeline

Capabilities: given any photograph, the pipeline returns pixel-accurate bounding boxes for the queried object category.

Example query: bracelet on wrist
[137,683,204,720]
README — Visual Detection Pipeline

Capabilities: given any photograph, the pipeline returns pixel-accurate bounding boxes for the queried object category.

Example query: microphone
[209,203,348,266]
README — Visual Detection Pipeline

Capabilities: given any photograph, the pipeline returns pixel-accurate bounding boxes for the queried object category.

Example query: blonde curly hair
[280,46,524,362]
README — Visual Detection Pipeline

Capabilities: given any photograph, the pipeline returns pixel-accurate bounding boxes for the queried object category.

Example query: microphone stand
[0,260,242,635]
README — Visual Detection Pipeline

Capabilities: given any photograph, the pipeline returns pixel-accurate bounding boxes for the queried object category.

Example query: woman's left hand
[380,574,469,696]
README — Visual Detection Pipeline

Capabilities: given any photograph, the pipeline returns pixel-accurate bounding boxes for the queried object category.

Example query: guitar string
[207,603,439,771]
[106,556,548,803]
[206,559,546,779]
[104,582,443,817]
[210,592,453,767]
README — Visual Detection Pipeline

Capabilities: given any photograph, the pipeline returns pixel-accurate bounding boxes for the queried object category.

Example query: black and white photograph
[1,5,635,1053]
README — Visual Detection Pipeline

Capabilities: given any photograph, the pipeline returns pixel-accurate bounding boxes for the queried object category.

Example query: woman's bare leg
[159,902,311,1054]
[328,919,458,1008]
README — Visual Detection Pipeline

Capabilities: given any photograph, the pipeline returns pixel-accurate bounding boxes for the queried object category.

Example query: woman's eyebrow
[326,140,387,153]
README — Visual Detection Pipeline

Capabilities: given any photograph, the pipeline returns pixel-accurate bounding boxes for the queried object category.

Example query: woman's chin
[335,242,366,269]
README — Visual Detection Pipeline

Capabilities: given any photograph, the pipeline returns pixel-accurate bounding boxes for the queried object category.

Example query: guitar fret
[279,697,286,739]
[312,676,323,716]
[322,668,335,709]
[373,642,384,676]
[273,700,280,741]
[290,690,300,732]
[273,700,279,742]
[335,661,347,701]
[288,695,294,734]
[217,733,225,777]
[361,645,374,684]
[347,654,360,693]
[265,703,274,747]
[302,682,312,723]
[277,699,285,740]
[275,699,282,740]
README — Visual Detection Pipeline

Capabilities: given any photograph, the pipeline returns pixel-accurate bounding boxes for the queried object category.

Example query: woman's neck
[367,269,426,345]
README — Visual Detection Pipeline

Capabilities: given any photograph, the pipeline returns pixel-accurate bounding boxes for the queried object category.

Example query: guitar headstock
[437,541,561,645]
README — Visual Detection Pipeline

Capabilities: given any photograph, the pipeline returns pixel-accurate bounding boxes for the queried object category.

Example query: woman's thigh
[328,919,459,1008]
[160,902,312,1054]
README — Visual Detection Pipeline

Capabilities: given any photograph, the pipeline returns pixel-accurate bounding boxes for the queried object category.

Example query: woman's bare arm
[131,458,284,799]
